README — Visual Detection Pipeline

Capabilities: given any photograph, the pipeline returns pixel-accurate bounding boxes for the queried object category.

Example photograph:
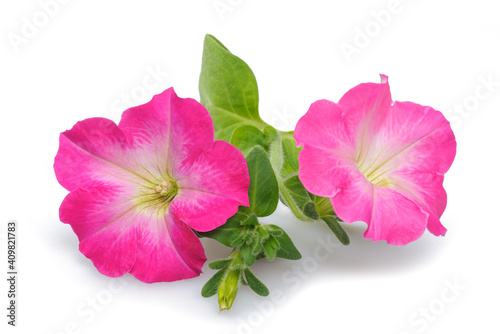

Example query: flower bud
[218,269,241,311]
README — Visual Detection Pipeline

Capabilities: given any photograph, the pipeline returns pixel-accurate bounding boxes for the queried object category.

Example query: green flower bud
[218,269,241,311]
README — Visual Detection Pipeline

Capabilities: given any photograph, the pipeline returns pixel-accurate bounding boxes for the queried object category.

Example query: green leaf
[269,228,283,237]
[244,268,269,296]
[240,243,257,266]
[257,226,269,240]
[268,235,280,250]
[282,175,319,221]
[250,237,262,256]
[241,213,259,226]
[199,34,267,142]
[209,259,232,270]
[262,241,276,261]
[269,225,302,260]
[202,269,226,298]
[230,125,268,156]
[230,234,245,248]
[322,216,350,245]
[200,212,246,247]
[280,132,301,177]
[239,146,279,217]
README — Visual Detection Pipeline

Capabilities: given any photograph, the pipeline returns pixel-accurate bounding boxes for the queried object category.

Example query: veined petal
[171,140,250,232]
[364,187,429,245]
[297,145,358,198]
[338,74,392,156]
[118,87,215,175]
[294,99,355,155]
[427,212,448,236]
[60,185,206,282]
[54,118,145,191]
[368,101,456,234]
[392,171,448,236]
[331,175,429,245]
[378,101,456,175]
[330,172,374,224]
[60,186,139,277]
[130,211,206,283]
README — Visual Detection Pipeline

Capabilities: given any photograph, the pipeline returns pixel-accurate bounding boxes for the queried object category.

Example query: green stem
[267,130,309,221]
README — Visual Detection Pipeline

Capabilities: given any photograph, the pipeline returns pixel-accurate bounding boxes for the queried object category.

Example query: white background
[1,0,499,333]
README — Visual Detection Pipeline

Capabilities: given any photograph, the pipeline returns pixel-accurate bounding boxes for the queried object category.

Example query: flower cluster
[54,35,456,310]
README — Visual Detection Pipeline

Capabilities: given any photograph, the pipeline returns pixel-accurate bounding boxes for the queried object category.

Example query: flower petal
[60,185,206,282]
[294,99,355,155]
[392,170,448,236]
[331,174,429,245]
[329,172,374,224]
[373,101,456,234]
[171,140,250,232]
[129,211,206,283]
[294,99,362,198]
[54,118,143,191]
[338,74,392,150]
[364,187,429,245]
[297,145,358,198]
[118,87,215,175]
[376,101,456,175]
[60,186,138,277]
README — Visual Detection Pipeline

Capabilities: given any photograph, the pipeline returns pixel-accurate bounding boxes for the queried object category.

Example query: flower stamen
[356,153,394,188]
[134,178,179,216]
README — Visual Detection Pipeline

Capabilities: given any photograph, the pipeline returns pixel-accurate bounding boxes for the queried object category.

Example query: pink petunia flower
[55,88,249,282]
[295,75,456,245]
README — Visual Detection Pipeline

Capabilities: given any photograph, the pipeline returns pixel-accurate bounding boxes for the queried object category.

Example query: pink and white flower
[295,75,456,245]
[55,88,249,282]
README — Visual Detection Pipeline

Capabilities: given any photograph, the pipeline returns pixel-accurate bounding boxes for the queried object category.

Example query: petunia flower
[54,88,250,282]
[294,75,456,245]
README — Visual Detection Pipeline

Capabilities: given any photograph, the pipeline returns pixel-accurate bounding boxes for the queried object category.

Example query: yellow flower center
[356,146,394,188]
[133,178,178,217]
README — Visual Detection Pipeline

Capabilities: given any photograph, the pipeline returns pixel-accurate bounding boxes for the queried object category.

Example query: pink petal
[376,102,456,175]
[426,213,448,236]
[130,211,206,283]
[393,170,448,236]
[365,187,429,245]
[171,140,250,232]
[55,88,217,194]
[118,88,214,174]
[297,145,358,198]
[294,99,355,154]
[54,118,142,191]
[373,101,456,234]
[331,173,429,245]
[60,186,138,277]
[329,172,374,224]
[60,185,206,282]
[295,98,361,198]
[338,74,392,149]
